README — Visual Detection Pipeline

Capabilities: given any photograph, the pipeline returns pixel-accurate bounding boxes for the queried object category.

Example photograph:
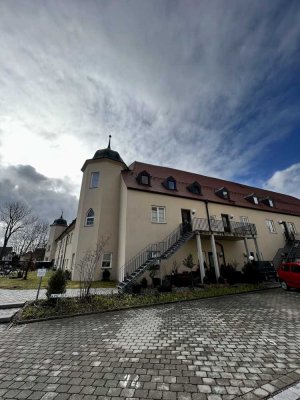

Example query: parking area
[0,288,299,399]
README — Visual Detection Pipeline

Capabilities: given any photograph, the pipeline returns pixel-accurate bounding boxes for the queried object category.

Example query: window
[85,208,95,226]
[240,216,249,223]
[291,264,300,273]
[245,193,259,205]
[151,206,166,223]
[261,197,275,207]
[90,172,99,188]
[288,222,297,234]
[162,176,177,191]
[215,187,230,200]
[187,181,202,195]
[102,253,112,268]
[137,170,151,186]
[266,219,276,233]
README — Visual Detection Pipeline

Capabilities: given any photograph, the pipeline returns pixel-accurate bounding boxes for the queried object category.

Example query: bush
[46,269,67,300]
[243,262,261,283]
[64,270,72,280]
[102,269,110,281]
[140,277,148,288]
[132,284,142,294]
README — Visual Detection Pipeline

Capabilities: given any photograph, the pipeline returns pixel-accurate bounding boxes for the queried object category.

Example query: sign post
[36,268,47,301]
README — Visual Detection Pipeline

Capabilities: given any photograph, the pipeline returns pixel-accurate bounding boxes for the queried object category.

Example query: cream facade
[46,143,300,287]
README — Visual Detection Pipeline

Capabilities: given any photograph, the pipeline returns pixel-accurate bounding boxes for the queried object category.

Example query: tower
[44,214,67,263]
[71,137,126,280]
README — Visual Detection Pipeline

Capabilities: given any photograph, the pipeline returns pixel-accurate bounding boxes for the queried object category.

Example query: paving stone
[0,290,300,400]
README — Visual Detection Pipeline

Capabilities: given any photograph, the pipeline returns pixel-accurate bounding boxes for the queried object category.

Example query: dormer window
[163,176,177,191]
[215,187,230,200]
[137,170,151,186]
[187,181,202,195]
[245,193,259,205]
[261,197,274,208]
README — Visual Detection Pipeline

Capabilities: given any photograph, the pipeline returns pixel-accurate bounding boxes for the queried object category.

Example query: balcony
[192,217,257,239]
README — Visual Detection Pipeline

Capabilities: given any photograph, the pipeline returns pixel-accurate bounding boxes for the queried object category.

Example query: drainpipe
[205,200,220,280]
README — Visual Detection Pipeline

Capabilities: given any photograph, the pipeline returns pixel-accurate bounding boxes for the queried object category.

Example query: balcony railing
[192,217,257,237]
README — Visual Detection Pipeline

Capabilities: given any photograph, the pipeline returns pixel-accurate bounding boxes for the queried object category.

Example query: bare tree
[77,237,109,301]
[11,219,48,256]
[10,219,49,279]
[0,201,32,260]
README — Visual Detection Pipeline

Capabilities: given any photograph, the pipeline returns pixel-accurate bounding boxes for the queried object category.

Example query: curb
[0,302,24,310]
[12,285,281,325]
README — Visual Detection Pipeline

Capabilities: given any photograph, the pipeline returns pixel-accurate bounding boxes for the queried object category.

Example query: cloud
[0,165,78,223]
[0,0,299,191]
[265,164,300,199]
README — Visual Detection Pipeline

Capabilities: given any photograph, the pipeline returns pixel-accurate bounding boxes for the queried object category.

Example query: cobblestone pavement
[0,288,299,400]
[0,288,117,306]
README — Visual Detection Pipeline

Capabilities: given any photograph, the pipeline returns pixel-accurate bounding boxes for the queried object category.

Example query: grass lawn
[15,283,265,322]
[0,270,116,290]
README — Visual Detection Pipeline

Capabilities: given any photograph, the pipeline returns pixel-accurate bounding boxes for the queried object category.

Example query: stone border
[235,369,300,399]
[12,285,280,325]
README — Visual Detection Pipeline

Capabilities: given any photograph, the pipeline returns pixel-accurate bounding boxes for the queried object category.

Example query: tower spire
[108,134,111,149]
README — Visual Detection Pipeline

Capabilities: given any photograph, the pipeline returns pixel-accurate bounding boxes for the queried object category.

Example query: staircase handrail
[120,224,183,281]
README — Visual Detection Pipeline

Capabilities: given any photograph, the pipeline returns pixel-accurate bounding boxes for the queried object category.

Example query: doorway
[181,209,192,233]
[221,214,231,233]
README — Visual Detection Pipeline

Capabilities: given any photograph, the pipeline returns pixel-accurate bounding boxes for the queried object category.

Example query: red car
[277,262,300,290]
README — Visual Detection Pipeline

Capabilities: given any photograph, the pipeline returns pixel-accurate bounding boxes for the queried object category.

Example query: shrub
[64,270,72,280]
[102,269,110,281]
[132,284,142,294]
[243,262,261,283]
[46,269,67,300]
[141,277,148,288]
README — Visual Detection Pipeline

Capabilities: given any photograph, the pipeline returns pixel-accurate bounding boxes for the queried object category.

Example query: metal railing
[119,224,184,282]
[230,221,257,236]
[192,217,257,237]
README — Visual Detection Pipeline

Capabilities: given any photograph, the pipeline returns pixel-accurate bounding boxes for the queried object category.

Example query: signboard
[37,268,47,277]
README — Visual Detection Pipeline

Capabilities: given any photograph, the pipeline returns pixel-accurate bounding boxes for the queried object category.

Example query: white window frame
[268,199,274,207]
[151,206,166,223]
[266,219,276,233]
[288,222,297,234]
[90,171,100,188]
[85,208,95,226]
[240,216,249,223]
[253,196,259,204]
[101,253,112,269]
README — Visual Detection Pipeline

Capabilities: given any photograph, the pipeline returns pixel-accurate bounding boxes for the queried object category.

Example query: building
[45,139,300,290]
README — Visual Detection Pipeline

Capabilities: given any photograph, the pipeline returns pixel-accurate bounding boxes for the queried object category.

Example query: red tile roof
[122,162,300,217]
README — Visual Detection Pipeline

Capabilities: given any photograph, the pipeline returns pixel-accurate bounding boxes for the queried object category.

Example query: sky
[0,0,299,224]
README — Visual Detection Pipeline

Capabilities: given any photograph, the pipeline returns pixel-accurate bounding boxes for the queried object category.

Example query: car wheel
[281,281,289,291]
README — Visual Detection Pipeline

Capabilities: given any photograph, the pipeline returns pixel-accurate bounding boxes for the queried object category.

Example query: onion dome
[52,213,67,226]
[93,135,124,164]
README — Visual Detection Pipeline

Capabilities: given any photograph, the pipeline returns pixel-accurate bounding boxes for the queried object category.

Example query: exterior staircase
[117,224,194,293]
[273,238,300,269]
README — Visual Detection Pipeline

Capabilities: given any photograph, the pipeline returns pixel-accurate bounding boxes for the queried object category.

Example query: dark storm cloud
[0,165,78,223]
[0,0,299,195]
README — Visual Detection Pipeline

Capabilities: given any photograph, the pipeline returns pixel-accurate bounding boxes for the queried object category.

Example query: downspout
[205,201,211,232]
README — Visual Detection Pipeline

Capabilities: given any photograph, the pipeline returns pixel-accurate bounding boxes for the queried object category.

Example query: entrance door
[221,214,231,233]
[208,252,214,267]
[181,209,192,233]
